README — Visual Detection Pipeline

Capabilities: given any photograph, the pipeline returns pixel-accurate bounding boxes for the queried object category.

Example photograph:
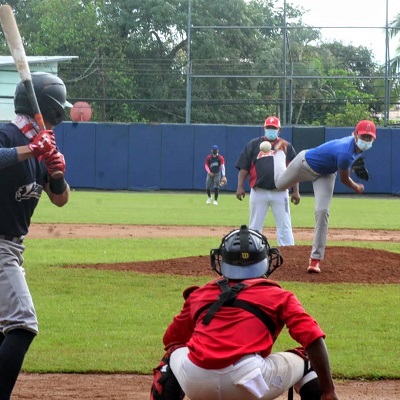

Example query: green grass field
[22,190,400,379]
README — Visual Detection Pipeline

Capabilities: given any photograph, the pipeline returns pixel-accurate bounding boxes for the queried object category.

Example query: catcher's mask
[210,225,283,279]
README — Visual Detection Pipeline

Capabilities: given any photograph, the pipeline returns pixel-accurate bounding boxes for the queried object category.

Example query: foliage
[325,103,374,127]
[0,0,397,124]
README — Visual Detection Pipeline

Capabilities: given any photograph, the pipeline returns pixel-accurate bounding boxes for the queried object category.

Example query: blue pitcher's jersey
[305,136,359,175]
[0,123,47,236]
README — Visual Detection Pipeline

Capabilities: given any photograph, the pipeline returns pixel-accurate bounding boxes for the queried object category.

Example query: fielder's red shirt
[163,277,325,369]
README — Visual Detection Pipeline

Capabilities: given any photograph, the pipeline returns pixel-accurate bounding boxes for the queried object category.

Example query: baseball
[260,141,272,153]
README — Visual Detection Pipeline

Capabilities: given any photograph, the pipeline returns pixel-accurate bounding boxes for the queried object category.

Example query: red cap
[264,116,281,128]
[355,120,376,139]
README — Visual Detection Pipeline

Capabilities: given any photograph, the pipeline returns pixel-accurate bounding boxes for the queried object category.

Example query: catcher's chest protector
[195,278,277,336]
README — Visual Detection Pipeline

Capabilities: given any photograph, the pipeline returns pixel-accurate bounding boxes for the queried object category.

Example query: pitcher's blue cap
[212,145,219,150]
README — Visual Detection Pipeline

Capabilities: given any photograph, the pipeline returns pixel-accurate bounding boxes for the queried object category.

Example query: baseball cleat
[307,258,321,273]
[206,197,212,204]
[213,200,218,205]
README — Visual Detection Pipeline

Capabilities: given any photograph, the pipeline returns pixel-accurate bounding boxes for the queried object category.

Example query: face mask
[356,138,373,151]
[264,129,278,141]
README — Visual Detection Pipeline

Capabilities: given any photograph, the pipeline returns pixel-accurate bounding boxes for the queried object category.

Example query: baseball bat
[0,4,64,178]
[0,4,46,130]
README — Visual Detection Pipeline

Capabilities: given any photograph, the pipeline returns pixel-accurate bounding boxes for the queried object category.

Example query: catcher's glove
[220,176,227,187]
[352,156,370,181]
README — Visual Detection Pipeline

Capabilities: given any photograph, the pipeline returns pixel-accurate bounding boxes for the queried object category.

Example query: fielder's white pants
[170,347,305,400]
[249,188,294,246]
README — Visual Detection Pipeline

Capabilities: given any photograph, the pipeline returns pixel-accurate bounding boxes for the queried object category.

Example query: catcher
[151,225,339,400]
[204,145,227,206]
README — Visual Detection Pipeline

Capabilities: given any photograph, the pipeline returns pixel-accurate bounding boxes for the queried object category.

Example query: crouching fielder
[150,226,339,400]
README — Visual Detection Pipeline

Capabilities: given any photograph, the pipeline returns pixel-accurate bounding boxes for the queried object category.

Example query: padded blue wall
[129,124,162,190]
[54,122,399,195]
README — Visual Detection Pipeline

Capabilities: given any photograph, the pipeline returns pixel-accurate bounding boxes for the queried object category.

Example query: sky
[289,0,399,64]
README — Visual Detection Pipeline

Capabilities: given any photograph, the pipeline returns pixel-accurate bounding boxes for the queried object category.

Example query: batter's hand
[28,130,56,158]
[236,188,246,201]
[44,149,66,177]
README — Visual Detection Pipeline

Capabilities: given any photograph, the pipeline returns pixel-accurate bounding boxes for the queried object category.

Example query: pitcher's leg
[276,150,319,190]
[310,174,336,260]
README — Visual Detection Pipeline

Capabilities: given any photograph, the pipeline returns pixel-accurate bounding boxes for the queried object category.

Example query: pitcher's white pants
[275,150,336,259]
[249,188,294,246]
[170,347,305,400]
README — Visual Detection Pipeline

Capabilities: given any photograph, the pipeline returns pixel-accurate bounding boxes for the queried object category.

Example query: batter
[0,72,71,399]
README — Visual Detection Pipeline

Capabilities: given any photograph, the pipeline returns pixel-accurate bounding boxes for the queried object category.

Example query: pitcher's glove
[220,176,227,187]
[352,156,370,181]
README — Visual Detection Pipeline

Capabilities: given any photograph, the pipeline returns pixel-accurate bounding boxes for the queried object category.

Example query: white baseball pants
[170,347,305,400]
[249,188,294,246]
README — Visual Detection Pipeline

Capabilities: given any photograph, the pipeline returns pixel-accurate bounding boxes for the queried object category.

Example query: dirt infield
[12,224,400,399]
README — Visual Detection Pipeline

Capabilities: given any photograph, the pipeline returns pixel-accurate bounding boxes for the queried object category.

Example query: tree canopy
[1,0,397,125]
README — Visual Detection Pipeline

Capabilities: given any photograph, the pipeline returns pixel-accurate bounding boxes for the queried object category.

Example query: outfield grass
[22,190,400,379]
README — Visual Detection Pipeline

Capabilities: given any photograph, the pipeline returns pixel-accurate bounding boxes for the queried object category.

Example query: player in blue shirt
[275,120,376,273]
[0,72,71,399]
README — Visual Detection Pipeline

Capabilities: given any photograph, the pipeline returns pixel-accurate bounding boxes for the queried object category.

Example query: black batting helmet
[210,225,283,279]
[14,72,72,126]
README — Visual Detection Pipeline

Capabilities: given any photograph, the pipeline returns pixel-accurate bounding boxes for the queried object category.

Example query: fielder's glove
[220,176,227,187]
[352,156,370,181]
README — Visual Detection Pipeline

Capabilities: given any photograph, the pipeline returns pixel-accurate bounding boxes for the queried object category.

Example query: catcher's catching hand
[220,176,227,187]
[352,156,370,181]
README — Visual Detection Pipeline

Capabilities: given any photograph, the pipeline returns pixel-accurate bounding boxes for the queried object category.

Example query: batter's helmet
[210,225,283,279]
[264,116,281,129]
[14,72,72,126]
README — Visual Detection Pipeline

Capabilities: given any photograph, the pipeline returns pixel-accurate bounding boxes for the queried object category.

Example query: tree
[325,103,373,127]
[1,0,388,124]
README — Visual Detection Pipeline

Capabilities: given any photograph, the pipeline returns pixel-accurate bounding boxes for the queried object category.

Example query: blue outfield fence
[54,122,400,195]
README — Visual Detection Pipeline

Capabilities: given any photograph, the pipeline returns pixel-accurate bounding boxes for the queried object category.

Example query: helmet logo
[241,252,249,259]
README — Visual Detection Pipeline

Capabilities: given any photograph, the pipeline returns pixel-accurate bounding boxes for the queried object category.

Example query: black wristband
[49,176,68,194]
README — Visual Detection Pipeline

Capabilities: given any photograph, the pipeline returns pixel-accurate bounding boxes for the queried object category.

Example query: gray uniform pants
[275,150,336,259]
[0,240,38,335]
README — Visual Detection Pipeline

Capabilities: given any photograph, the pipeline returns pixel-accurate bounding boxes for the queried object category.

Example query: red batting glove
[28,130,56,158]
[44,149,66,176]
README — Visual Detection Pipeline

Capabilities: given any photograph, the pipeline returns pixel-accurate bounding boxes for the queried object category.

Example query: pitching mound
[70,246,400,284]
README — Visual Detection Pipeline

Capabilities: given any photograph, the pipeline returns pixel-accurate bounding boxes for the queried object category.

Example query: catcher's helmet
[14,72,72,126]
[210,225,283,279]
[264,116,281,129]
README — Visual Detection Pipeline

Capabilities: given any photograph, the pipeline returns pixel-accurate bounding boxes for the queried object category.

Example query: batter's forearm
[45,181,70,207]
[0,146,36,169]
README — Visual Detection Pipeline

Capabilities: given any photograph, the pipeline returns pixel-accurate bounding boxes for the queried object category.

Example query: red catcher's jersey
[163,277,325,369]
